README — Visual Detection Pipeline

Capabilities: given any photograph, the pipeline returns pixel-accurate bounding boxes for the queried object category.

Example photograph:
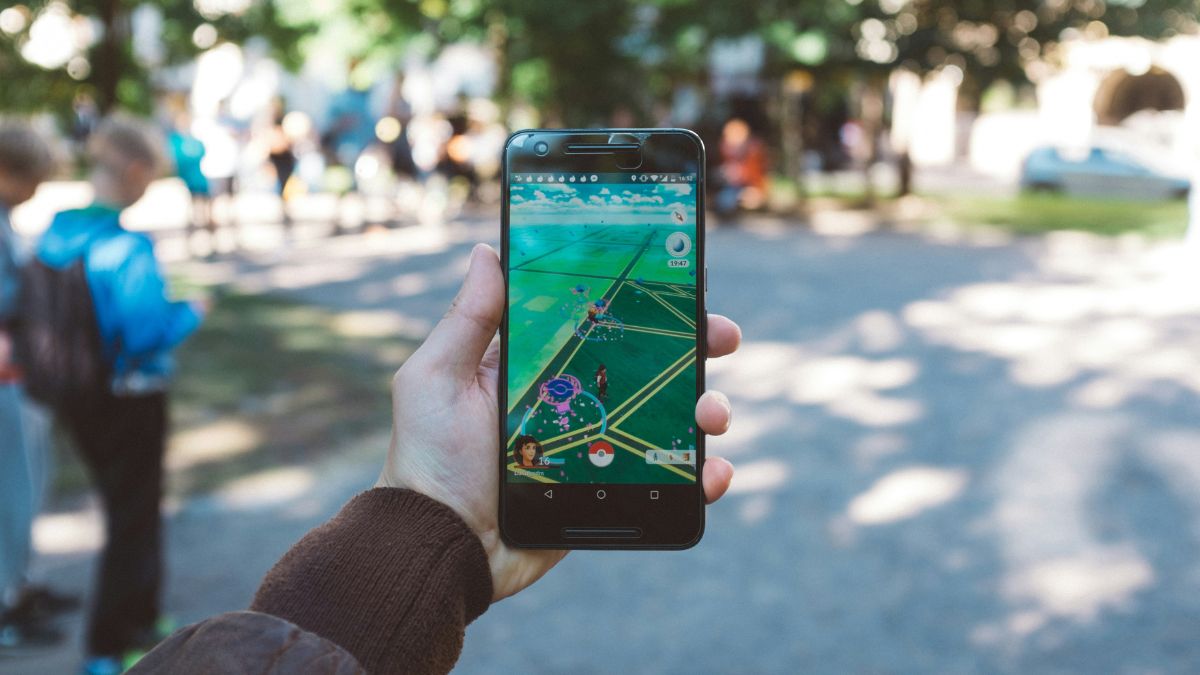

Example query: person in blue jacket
[0,123,72,653]
[166,110,212,252]
[35,117,206,675]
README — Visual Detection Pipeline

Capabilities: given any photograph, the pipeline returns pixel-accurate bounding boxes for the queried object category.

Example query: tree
[341,0,640,125]
[651,0,1198,197]
[0,0,310,120]
[887,0,1195,194]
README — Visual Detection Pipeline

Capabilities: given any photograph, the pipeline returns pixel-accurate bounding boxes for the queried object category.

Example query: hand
[191,297,212,317]
[378,244,741,601]
[0,330,10,369]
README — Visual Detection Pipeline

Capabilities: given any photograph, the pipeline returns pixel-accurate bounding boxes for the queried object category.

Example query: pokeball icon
[588,441,615,468]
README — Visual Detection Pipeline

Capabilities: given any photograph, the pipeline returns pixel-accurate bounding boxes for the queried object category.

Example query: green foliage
[0,0,313,120]
[495,0,637,124]
[2,0,1196,128]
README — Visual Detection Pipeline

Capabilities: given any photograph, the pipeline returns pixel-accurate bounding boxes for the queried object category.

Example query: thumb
[414,244,504,382]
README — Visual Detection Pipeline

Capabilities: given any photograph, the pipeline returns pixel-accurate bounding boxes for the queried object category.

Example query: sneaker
[121,649,146,671]
[80,656,123,675]
[121,615,177,669]
[0,615,64,655]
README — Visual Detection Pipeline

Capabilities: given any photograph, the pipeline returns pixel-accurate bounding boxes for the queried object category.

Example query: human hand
[191,297,212,317]
[378,244,741,601]
[0,330,11,369]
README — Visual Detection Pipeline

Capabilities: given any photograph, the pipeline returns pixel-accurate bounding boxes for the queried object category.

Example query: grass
[53,292,417,499]
[766,173,1192,238]
[931,192,1190,237]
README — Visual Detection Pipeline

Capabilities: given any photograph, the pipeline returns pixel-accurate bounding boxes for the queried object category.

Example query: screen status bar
[511,172,696,185]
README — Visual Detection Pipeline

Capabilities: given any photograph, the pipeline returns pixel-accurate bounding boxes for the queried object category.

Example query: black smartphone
[499,129,706,550]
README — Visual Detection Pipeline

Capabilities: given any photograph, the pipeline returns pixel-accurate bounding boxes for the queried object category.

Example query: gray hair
[0,123,54,183]
[88,116,163,176]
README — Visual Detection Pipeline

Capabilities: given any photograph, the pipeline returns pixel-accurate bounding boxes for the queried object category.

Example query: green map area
[506,221,699,485]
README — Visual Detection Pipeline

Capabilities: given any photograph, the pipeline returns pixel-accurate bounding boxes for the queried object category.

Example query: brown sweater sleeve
[250,488,493,675]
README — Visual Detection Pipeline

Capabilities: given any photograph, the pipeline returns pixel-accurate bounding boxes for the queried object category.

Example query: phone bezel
[498,128,707,550]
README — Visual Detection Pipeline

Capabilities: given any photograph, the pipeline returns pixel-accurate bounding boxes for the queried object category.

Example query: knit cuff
[251,488,493,674]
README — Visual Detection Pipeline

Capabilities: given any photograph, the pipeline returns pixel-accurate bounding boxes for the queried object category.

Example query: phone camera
[534,141,550,156]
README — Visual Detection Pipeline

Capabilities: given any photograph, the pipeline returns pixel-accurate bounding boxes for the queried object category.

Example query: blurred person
[384,73,418,183]
[194,104,242,238]
[285,111,327,213]
[265,98,298,231]
[439,131,476,195]
[610,105,636,128]
[407,113,453,178]
[462,100,508,205]
[323,68,378,232]
[166,111,213,252]
[71,94,100,150]
[28,117,206,674]
[324,67,375,172]
[407,112,455,225]
[0,122,78,653]
[715,118,767,218]
[123,245,740,674]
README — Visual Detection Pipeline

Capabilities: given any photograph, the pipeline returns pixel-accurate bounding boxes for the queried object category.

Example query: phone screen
[504,171,700,487]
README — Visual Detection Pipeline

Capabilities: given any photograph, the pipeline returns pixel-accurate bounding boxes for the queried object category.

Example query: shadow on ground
[11,217,1200,674]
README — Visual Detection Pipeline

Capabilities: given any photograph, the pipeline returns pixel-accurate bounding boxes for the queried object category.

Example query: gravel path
[11,215,1200,674]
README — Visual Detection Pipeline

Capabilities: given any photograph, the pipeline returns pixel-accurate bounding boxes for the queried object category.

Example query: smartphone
[499,129,706,549]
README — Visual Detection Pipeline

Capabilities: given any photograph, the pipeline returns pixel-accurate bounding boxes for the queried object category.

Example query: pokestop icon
[588,441,615,468]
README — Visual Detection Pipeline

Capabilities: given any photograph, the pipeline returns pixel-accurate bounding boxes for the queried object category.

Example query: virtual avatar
[514,434,545,468]
[595,364,608,401]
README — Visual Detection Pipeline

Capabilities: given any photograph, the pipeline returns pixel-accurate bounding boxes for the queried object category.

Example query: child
[166,110,212,250]
[0,122,69,652]
[34,117,206,673]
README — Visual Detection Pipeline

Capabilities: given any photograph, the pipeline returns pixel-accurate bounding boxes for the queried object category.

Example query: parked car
[1020,146,1190,199]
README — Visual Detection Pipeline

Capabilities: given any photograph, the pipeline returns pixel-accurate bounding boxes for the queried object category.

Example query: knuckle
[392,359,421,391]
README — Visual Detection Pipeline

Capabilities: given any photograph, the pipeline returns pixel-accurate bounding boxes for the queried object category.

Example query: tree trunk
[92,0,124,114]
[780,87,806,210]
[897,150,913,197]
[859,80,884,207]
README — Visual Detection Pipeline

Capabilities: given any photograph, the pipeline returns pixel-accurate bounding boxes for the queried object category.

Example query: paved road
[12,214,1200,674]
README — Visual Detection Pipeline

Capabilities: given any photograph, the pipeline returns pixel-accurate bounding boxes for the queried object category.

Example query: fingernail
[717,392,732,415]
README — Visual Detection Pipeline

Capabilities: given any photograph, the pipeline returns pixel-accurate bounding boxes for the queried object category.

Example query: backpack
[14,256,109,410]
